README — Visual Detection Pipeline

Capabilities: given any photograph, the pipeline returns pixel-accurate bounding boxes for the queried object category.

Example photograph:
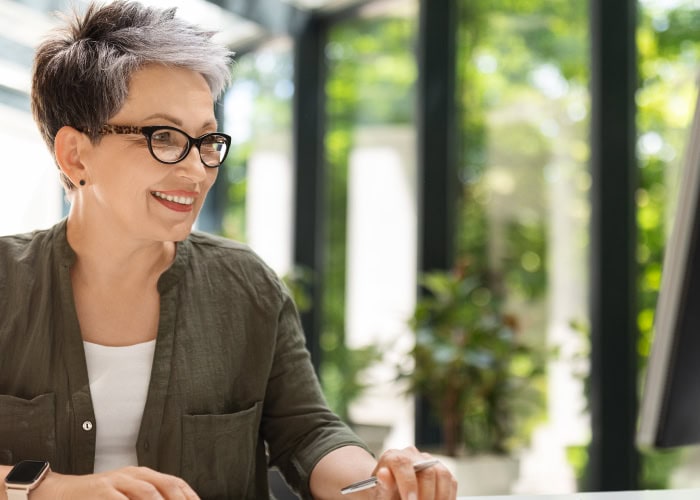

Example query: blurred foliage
[451,0,584,459]
[321,15,416,419]
[457,0,698,488]
[221,141,249,240]
[221,46,294,242]
[636,1,700,377]
[281,266,315,314]
[320,343,382,422]
[503,220,548,298]
[402,265,549,457]
[635,0,700,488]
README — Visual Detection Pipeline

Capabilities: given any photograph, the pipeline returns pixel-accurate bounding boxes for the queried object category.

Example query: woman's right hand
[38,466,199,500]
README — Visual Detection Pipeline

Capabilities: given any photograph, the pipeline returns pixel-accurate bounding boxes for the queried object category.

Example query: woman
[0,1,456,499]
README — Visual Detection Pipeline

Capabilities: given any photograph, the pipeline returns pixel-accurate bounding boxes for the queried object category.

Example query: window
[223,40,295,276]
[456,1,589,492]
[637,0,700,488]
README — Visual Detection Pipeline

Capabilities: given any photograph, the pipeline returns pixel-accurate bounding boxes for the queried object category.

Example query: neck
[66,213,176,288]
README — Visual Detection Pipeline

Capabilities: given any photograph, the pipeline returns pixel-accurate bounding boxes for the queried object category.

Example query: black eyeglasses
[94,124,231,168]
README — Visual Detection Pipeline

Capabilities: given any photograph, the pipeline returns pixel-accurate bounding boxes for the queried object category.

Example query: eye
[201,135,224,150]
[151,130,176,147]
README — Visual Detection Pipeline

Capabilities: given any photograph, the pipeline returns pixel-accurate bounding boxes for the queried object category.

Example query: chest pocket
[0,393,56,466]
[181,401,262,500]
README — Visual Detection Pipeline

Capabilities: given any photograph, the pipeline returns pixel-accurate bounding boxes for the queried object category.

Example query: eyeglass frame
[89,124,232,168]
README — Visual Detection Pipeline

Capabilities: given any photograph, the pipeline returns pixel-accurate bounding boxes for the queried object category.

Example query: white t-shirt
[83,340,156,473]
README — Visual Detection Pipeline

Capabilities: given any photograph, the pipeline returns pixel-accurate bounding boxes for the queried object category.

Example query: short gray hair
[31,0,234,190]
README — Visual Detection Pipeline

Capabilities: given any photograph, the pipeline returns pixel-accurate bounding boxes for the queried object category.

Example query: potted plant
[400,260,549,492]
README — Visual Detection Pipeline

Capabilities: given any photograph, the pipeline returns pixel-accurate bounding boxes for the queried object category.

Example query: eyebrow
[141,113,217,130]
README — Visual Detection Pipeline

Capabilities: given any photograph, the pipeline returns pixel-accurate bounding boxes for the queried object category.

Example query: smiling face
[76,64,219,243]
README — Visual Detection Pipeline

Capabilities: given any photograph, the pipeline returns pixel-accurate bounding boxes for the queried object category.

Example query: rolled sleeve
[261,292,370,498]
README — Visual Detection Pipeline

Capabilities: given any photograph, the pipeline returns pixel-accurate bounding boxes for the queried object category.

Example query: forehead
[113,65,215,126]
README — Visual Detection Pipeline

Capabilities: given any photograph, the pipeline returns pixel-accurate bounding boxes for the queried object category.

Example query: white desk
[463,490,700,500]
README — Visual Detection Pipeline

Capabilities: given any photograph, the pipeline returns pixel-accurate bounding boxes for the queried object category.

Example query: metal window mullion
[587,0,639,490]
[292,16,327,373]
[415,0,458,447]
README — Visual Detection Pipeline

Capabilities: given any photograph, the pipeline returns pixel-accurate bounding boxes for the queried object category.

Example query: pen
[340,458,440,495]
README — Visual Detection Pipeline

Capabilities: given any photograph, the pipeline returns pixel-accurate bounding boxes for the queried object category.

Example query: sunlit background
[2,0,700,496]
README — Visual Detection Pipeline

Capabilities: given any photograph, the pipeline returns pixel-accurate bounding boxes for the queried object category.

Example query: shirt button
[143,440,150,451]
[82,420,93,431]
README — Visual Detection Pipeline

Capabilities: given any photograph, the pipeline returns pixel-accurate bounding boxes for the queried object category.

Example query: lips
[151,190,197,212]
[151,191,195,205]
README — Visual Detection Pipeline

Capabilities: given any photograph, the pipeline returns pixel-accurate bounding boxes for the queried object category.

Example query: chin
[156,218,197,242]
[170,224,196,242]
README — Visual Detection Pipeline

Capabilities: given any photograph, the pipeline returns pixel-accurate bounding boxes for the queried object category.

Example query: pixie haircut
[31,0,234,190]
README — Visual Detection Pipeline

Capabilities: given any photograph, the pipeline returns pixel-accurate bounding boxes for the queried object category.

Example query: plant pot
[437,453,520,496]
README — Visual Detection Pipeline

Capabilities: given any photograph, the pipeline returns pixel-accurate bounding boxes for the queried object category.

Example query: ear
[54,126,90,186]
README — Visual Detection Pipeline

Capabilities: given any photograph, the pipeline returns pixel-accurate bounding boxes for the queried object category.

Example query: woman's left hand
[369,446,457,500]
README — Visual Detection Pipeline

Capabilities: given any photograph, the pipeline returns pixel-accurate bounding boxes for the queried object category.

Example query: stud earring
[79,180,86,186]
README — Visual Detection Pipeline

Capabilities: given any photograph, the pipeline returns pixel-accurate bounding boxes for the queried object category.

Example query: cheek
[88,145,147,186]
[201,169,219,195]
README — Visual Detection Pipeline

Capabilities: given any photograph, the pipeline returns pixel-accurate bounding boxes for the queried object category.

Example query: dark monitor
[638,86,700,448]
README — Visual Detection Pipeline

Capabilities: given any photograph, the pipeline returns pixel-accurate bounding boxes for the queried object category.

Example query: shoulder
[0,225,57,266]
[183,231,289,302]
[187,230,252,253]
[0,231,34,253]
[0,223,65,302]
[186,231,269,270]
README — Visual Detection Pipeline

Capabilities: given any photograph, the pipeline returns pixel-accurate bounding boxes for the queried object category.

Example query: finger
[150,477,192,500]
[179,480,200,500]
[373,467,398,500]
[111,474,164,500]
[416,461,437,500]
[450,472,459,499]
[172,478,199,500]
[91,488,130,500]
[127,467,198,500]
[431,463,457,500]
[377,450,419,500]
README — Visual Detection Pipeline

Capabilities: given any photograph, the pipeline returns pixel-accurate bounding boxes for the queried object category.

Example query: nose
[175,144,210,183]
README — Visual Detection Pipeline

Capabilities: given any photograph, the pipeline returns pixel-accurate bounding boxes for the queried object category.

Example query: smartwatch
[4,460,50,500]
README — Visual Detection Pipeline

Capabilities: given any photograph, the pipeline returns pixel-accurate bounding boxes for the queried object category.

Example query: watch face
[5,460,49,485]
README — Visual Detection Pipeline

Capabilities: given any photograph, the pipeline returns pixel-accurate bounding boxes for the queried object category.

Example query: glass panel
[637,0,700,489]
[322,0,418,453]
[0,1,63,232]
[456,1,589,493]
[223,39,295,276]
[0,103,62,235]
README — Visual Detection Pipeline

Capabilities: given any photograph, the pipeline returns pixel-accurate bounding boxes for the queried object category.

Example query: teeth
[152,191,195,205]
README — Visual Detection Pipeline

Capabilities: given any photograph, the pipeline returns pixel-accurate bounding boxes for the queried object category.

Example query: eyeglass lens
[150,128,228,166]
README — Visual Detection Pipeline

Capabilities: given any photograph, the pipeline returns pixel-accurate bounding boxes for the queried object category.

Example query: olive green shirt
[0,219,367,499]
